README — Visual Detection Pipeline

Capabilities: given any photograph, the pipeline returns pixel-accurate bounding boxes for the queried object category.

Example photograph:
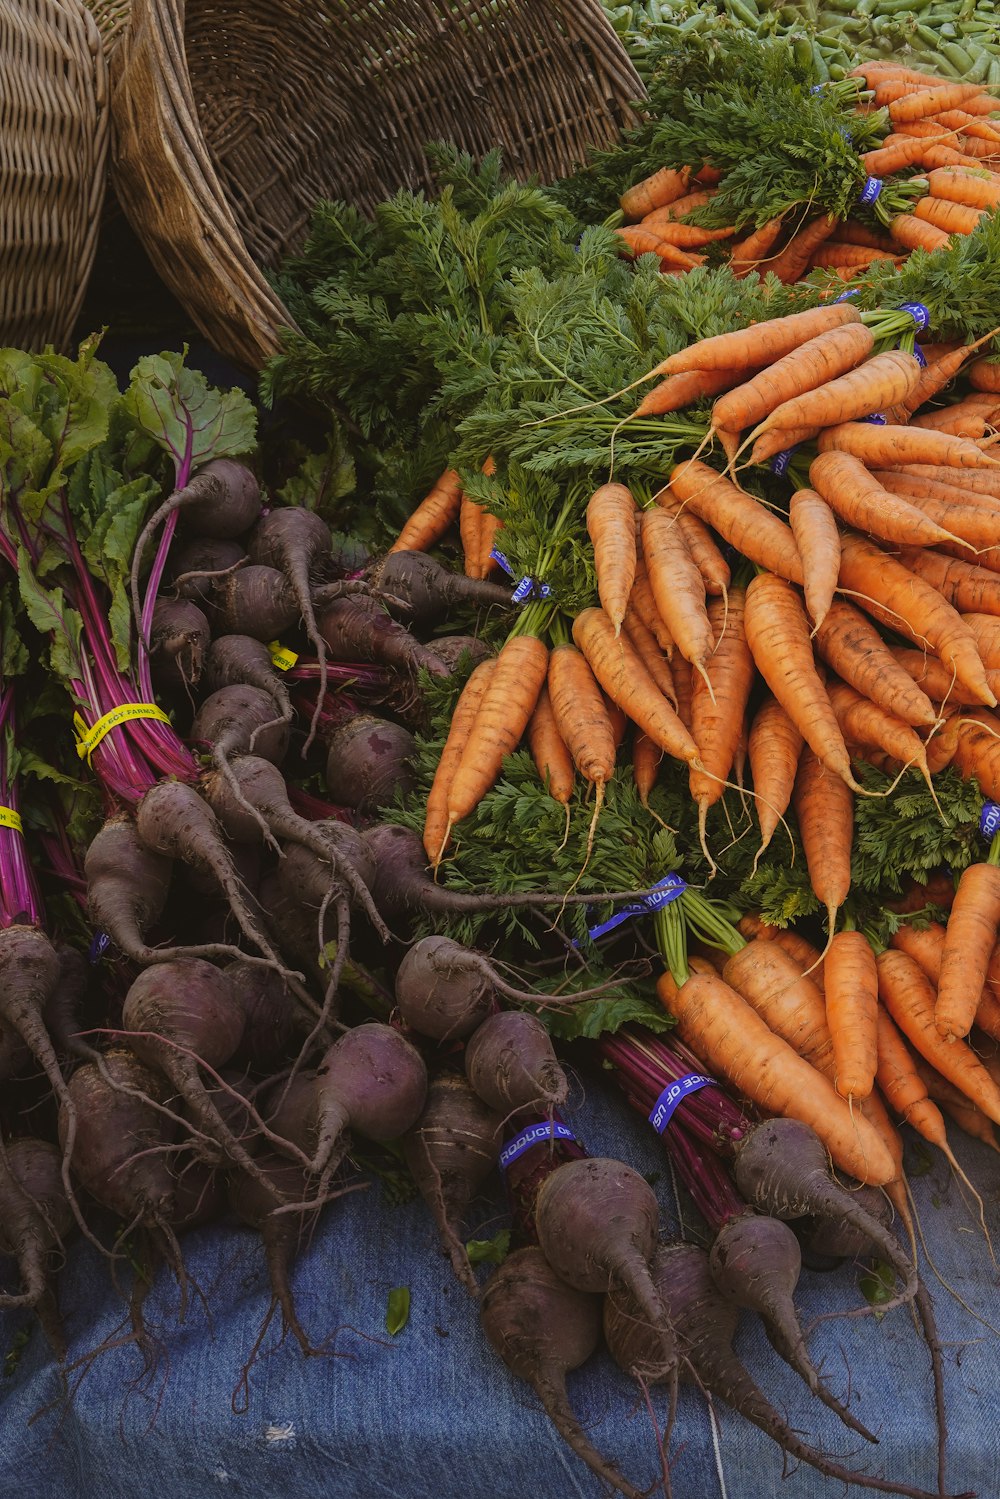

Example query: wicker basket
[109,0,644,373]
[0,0,109,351]
[87,0,131,56]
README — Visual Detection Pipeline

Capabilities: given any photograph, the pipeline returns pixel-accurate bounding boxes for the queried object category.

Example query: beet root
[249,507,332,751]
[150,598,211,691]
[535,1157,674,1373]
[324,715,416,813]
[607,1242,955,1499]
[733,1119,916,1312]
[402,1073,501,1295]
[190,684,291,771]
[394,934,495,1040]
[169,538,246,609]
[481,1247,644,1499]
[61,1051,177,1225]
[370,551,512,629]
[317,596,449,677]
[0,1139,73,1321]
[225,959,296,1070]
[426,635,494,672]
[709,1213,876,1442]
[204,635,294,725]
[464,1011,568,1117]
[228,1153,324,1359]
[311,1022,427,1173]
[209,565,300,640]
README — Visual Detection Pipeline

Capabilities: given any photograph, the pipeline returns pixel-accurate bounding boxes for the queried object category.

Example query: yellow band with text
[267,640,299,671]
[74,702,170,763]
[0,806,23,834]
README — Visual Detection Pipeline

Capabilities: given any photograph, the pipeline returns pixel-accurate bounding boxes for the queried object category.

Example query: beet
[480,1247,643,1499]
[464,1011,568,1116]
[324,715,416,812]
[61,1051,177,1225]
[394,934,495,1040]
[150,598,211,690]
[369,550,512,628]
[228,1153,323,1360]
[427,635,494,672]
[209,565,300,640]
[190,685,291,770]
[249,507,333,751]
[169,538,246,609]
[402,1073,501,1294]
[204,635,293,724]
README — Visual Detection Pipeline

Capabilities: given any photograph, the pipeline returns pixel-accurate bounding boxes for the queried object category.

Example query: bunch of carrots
[614,62,1000,285]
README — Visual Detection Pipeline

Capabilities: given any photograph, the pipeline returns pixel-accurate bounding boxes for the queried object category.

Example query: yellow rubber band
[267,640,299,671]
[74,702,171,764]
[0,806,23,834]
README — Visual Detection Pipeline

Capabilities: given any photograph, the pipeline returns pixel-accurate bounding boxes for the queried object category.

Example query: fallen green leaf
[465,1230,511,1267]
[386,1286,410,1336]
[858,1260,896,1320]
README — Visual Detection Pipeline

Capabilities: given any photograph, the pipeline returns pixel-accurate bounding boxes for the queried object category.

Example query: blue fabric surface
[2,1081,999,1499]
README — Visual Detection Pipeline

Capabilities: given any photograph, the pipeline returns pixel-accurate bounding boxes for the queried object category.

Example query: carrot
[897,550,1000,617]
[633,730,662,808]
[447,636,549,828]
[749,426,822,466]
[834,219,900,252]
[936,860,1000,1042]
[658,969,896,1185]
[959,614,1000,666]
[528,685,575,807]
[788,489,839,629]
[817,420,1000,470]
[747,696,803,866]
[614,226,705,271]
[927,165,1000,209]
[838,532,997,708]
[809,244,899,269]
[653,304,863,379]
[640,509,715,694]
[587,483,636,636]
[728,216,785,277]
[809,451,967,549]
[752,350,923,438]
[711,323,875,436]
[950,708,1000,798]
[689,589,754,862]
[723,938,834,1075]
[913,196,985,236]
[768,214,839,284]
[890,214,952,253]
[604,694,628,752]
[885,463,1000,495]
[877,948,1000,1122]
[642,190,715,224]
[424,659,496,863]
[459,494,483,580]
[653,492,731,597]
[891,922,946,984]
[811,599,937,729]
[630,554,674,657]
[909,403,997,438]
[888,647,999,707]
[668,460,804,585]
[639,217,736,250]
[620,166,692,219]
[791,746,854,933]
[827,679,934,794]
[634,368,747,419]
[934,109,1000,144]
[890,83,983,122]
[860,136,937,175]
[894,346,976,419]
[478,510,502,579]
[572,608,701,768]
[745,574,859,790]
[867,472,1000,551]
[547,644,616,864]
[737,914,825,988]
[623,609,677,706]
[818,929,878,1101]
[390,469,463,554]
[969,358,1000,394]
[671,652,693,733]
[918,143,976,171]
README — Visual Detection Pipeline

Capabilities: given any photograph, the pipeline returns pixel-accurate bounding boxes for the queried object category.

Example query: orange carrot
[934,109,1000,144]
[737,913,825,988]
[723,938,834,1074]
[749,426,822,466]
[689,589,754,859]
[676,512,730,598]
[817,420,1000,470]
[390,469,463,554]
[833,219,901,251]
[918,143,977,171]
[620,166,692,219]
[711,323,875,436]
[641,509,715,693]
[890,214,952,252]
[747,695,803,866]
[633,730,662,808]
[876,1009,973,1173]
[630,553,675,657]
[642,190,715,223]
[928,165,1000,210]
[788,489,840,629]
[936,861,1000,1042]
[547,643,616,842]
[913,195,985,236]
[639,217,735,250]
[837,532,997,708]
[634,368,747,419]
[753,350,923,437]
[767,214,839,284]
[745,574,859,790]
[528,684,575,807]
[969,358,1000,393]
[447,636,548,828]
[424,659,496,863]
[890,83,983,122]
[604,694,628,753]
[890,922,945,985]
[827,679,934,792]
[658,969,895,1184]
[809,244,900,269]
[791,745,854,932]
[887,647,998,707]
[587,483,637,637]
[614,226,705,271]
[671,652,693,733]
[958,614,1000,667]
[809,450,966,549]
[572,608,701,767]
[860,136,937,175]
[653,304,862,378]
[728,216,785,277]
[896,549,1000,617]
[459,494,483,580]
[950,709,1000,799]
[865,472,999,552]
[877,948,1000,1122]
[668,460,805,585]
[623,607,677,706]
[825,930,879,1099]
[812,598,938,729]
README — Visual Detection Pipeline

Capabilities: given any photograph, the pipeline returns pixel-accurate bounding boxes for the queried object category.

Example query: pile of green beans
[606,0,1000,88]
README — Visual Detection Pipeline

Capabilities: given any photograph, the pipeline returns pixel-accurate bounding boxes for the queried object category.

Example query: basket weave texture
[0,0,109,351]
[110,0,643,372]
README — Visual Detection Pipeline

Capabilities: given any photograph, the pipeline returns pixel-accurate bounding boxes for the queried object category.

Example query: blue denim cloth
[1,1081,998,1499]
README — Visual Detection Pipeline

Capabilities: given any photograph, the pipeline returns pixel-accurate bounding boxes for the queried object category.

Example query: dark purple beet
[324,715,416,811]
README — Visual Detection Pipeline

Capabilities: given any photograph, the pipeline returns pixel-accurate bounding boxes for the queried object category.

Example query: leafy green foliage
[856,210,1000,346]
[121,351,256,481]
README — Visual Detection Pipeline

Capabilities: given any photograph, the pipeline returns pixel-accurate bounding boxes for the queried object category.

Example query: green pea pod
[941,38,975,69]
[829,63,848,79]
[969,48,993,83]
[989,57,1000,86]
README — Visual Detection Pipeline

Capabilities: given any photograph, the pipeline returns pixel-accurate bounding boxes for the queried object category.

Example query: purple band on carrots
[648,1074,717,1134]
[897,301,930,331]
[584,873,687,942]
[980,802,1000,839]
[858,176,883,205]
